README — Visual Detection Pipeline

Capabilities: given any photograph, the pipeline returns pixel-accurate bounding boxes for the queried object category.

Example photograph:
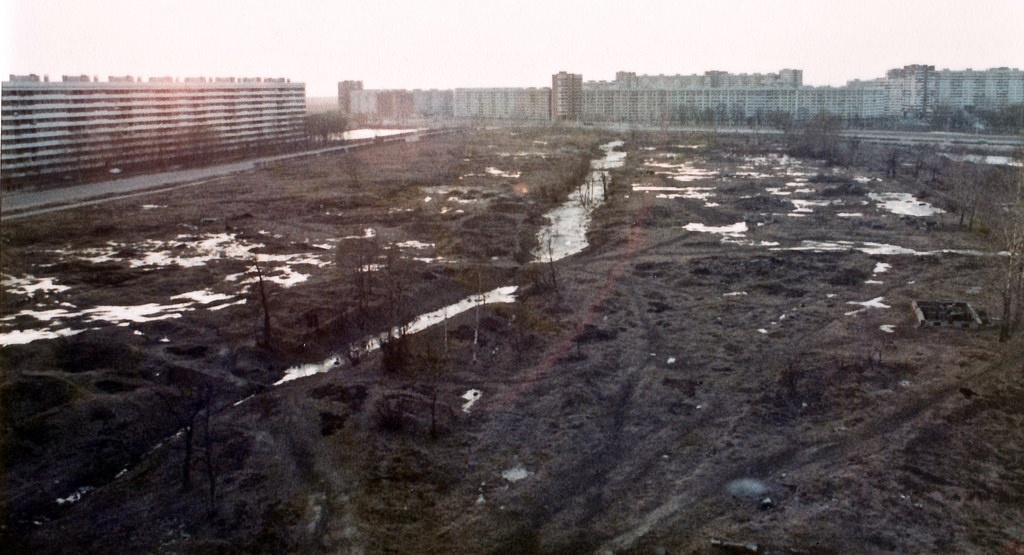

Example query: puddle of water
[275,286,519,384]
[868,192,944,217]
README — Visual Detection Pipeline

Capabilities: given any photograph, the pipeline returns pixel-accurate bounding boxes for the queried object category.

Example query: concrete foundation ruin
[912,300,983,329]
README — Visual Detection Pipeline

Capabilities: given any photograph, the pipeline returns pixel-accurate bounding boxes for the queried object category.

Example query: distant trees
[789,111,842,164]
[305,110,349,144]
[986,150,1024,341]
[944,147,1024,341]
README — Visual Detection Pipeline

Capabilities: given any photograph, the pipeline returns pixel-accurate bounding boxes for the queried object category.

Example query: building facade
[2,74,306,184]
[551,71,583,121]
[874,65,1024,117]
[452,88,551,121]
[339,65,1020,127]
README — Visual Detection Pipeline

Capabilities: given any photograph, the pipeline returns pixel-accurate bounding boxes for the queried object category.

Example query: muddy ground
[2,128,1023,554]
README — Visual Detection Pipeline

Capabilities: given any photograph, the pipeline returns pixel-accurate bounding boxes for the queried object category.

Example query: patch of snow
[845,296,891,316]
[170,290,236,305]
[461,389,483,413]
[683,222,748,237]
[2,274,71,296]
[55,486,93,506]
[501,465,531,483]
[396,240,434,249]
[868,192,944,217]
[276,286,519,385]
[485,167,522,178]
[0,327,84,346]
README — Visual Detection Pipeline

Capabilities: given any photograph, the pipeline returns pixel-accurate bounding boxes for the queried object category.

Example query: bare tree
[252,259,273,348]
[157,372,220,514]
[991,166,1024,341]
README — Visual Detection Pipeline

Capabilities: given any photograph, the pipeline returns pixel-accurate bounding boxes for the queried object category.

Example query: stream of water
[277,140,628,384]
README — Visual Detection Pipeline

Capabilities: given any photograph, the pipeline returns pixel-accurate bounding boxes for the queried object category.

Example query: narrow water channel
[277,140,627,384]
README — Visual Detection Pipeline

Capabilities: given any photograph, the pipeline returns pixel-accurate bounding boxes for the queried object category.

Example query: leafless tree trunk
[253,260,272,348]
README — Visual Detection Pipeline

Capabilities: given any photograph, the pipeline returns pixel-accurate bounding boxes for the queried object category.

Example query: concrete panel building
[337,80,363,114]
[338,65,1019,127]
[551,71,583,121]
[453,88,551,121]
[878,64,1024,116]
[2,74,305,184]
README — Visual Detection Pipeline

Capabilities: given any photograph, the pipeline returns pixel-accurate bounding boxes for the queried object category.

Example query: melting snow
[845,296,891,315]
[501,465,531,483]
[461,389,483,412]
[868,192,944,217]
[683,222,748,237]
[275,286,519,384]
[3,274,71,296]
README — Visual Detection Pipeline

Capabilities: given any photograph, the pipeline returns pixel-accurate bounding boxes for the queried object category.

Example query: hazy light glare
[3,0,1023,97]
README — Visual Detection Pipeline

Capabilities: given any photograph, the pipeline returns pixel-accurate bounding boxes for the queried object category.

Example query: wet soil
[2,128,1022,554]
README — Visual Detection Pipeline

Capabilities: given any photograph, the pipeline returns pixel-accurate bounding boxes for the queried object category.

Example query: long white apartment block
[2,74,306,184]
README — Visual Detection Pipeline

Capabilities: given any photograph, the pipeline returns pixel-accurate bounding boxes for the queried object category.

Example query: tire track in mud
[595,332,1024,552]
[473,197,664,547]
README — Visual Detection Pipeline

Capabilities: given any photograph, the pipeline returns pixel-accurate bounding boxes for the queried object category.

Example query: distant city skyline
[3,0,1023,97]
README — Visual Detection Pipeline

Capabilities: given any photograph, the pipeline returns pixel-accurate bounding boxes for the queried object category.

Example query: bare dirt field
[2,127,1023,554]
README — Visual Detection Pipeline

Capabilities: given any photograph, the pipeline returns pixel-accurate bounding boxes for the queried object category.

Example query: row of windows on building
[1,76,307,183]
[341,66,1024,123]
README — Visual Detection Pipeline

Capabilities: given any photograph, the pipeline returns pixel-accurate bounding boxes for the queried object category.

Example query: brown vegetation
[1,127,1022,554]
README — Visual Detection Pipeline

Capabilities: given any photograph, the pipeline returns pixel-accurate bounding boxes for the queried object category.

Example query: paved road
[1,130,447,220]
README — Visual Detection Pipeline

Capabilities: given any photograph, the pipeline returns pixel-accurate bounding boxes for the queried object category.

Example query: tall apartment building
[346,87,454,121]
[453,88,551,121]
[582,85,887,124]
[337,80,363,114]
[339,65,1020,127]
[551,71,583,121]
[2,74,305,184]
[880,64,1024,116]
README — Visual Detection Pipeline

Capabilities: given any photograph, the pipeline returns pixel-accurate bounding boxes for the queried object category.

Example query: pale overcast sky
[2,0,1022,97]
